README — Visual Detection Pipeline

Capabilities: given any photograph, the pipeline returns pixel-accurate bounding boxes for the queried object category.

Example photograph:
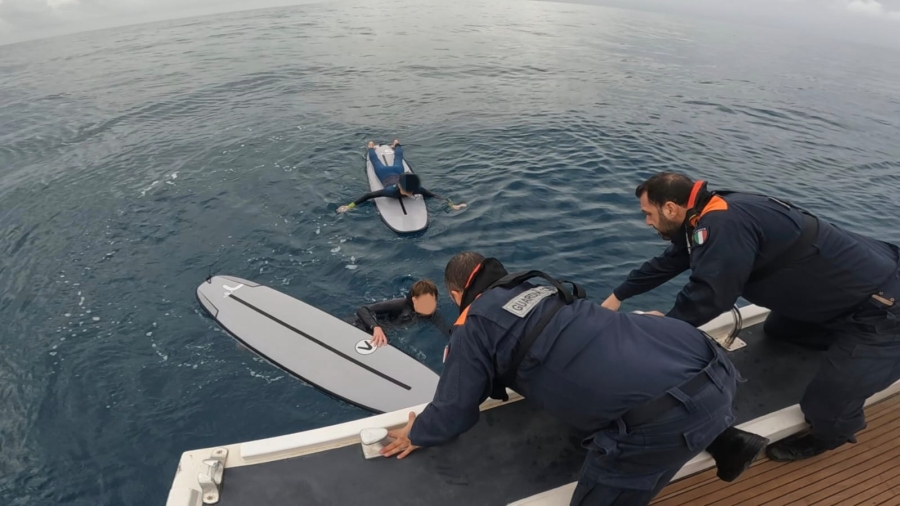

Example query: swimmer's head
[410,279,438,316]
[399,174,421,196]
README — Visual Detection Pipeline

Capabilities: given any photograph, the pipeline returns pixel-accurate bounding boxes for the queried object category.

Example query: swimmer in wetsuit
[337,140,467,213]
[354,279,451,347]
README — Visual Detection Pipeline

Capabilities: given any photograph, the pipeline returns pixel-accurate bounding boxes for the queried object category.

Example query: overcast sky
[573,0,900,47]
[1,0,899,47]
[0,0,321,45]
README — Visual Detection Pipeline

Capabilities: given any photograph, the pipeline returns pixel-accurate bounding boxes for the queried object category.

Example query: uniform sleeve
[666,214,759,327]
[355,298,406,333]
[352,190,387,206]
[409,316,496,447]
[613,241,690,301]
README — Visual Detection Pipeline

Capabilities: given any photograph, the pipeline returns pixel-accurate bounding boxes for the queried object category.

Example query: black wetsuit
[354,296,451,338]
[353,145,449,206]
[352,187,444,206]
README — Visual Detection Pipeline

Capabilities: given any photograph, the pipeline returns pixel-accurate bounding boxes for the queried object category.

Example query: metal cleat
[360,428,390,460]
[198,447,227,504]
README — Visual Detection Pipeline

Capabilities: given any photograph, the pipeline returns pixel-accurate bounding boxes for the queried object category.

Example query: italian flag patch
[693,228,709,246]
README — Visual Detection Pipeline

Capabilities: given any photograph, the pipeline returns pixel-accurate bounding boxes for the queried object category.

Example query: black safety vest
[483,270,587,401]
[733,191,818,282]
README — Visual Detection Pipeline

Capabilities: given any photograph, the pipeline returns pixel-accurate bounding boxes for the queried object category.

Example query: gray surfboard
[366,144,428,234]
[197,275,440,413]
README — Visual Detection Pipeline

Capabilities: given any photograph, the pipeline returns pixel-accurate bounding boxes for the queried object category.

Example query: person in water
[337,140,467,213]
[354,279,450,347]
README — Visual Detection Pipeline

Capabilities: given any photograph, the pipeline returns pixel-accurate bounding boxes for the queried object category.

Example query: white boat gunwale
[164,304,900,506]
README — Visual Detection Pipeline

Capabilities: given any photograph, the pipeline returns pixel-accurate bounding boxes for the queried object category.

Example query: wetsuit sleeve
[428,312,452,338]
[351,190,387,206]
[355,298,407,333]
[417,188,447,201]
[613,241,690,301]
[409,316,496,447]
[666,213,759,327]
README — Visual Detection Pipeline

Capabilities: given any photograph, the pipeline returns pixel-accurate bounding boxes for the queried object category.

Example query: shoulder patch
[693,228,709,246]
[502,286,558,318]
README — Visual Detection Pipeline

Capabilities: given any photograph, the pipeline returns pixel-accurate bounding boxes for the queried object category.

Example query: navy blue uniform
[614,188,900,445]
[409,283,740,505]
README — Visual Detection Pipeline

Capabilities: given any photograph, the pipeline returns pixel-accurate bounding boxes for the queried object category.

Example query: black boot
[706,427,770,482]
[765,432,847,462]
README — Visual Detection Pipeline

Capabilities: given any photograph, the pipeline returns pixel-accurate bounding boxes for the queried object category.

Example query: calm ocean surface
[1,0,898,504]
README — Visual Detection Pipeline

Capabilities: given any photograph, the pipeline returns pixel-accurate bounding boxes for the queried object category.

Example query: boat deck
[651,393,900,506]
[206,320,828,506]
[165,308,900,506]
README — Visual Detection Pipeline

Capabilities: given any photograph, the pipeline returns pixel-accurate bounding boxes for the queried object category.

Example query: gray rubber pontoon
[196,275,440,413]
[366,144,428,234]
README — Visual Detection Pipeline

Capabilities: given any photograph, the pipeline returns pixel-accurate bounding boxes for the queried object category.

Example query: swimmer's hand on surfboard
[371,327,389,347]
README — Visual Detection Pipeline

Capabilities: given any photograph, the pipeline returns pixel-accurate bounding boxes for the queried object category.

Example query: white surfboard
[197,275,440,413]
[365,144,429,234]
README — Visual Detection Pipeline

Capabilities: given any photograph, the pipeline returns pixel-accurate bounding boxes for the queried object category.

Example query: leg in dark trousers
[572,353,739,505]
[767,299,900,461]
[570,466,682,506]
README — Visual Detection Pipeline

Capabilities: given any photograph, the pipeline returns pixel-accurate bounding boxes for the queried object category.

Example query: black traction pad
[218,323,822,506]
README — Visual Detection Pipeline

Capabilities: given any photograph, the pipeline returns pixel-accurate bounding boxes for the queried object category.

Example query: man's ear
[662,201,680,219]
[450,290,463,307]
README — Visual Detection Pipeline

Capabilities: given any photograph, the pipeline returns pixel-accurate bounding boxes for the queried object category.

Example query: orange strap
[686,180,728,226]
[454,304,472,326]
[686,180,705,209]
[454,293,481,326]
[463,263,483,290]
[454,263,487,326]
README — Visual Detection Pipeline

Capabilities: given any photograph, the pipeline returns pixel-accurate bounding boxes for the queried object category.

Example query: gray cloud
[1,0,105,28]
[846,0,900,18]
[847,0,885,15]
[556,0,900,47]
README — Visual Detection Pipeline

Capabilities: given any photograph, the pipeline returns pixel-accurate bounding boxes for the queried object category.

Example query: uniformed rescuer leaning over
[601,172,900,462]
[380,252,767,506]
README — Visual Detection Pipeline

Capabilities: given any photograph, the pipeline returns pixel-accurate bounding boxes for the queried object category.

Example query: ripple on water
[1,1,899,505]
